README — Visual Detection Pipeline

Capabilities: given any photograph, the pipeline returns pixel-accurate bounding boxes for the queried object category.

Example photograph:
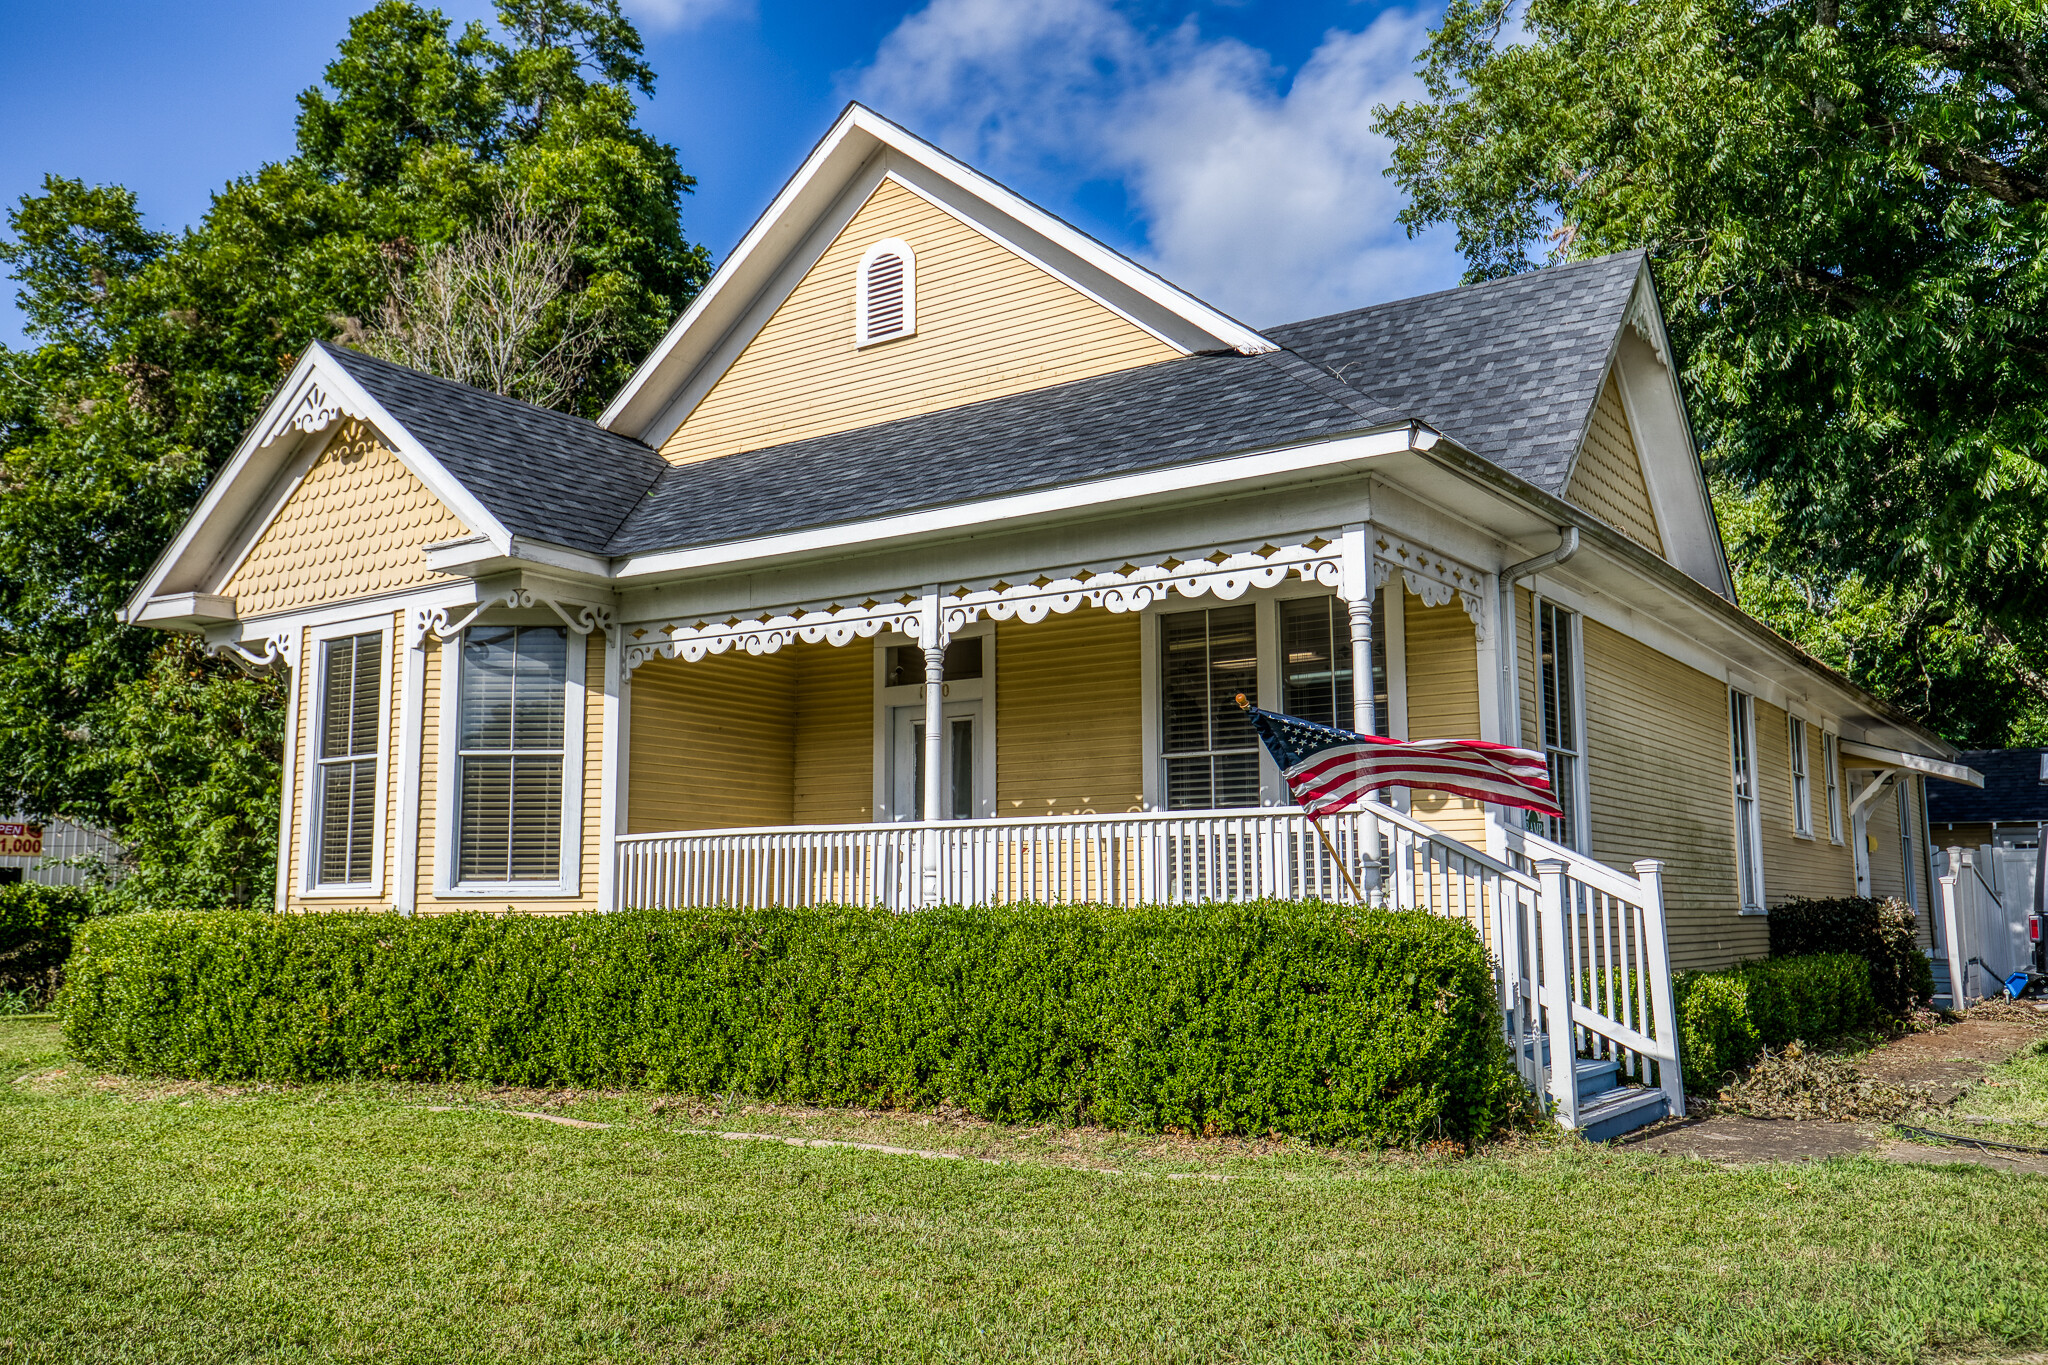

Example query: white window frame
[855,237,917,348]
[1138,582,1407,812]
[433,620,587,899]
[1823,730,1844,843]
[1531,594,1591,852]
[1730,688,1766,913]
[299,615,393,899]
[1788,714,1813,838]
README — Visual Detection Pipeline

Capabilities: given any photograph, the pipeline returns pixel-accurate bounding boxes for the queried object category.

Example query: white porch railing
[1936,845,2034,1004]
[614,802,1685,1124]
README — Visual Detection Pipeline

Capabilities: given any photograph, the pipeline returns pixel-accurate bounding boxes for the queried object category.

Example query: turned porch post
[920,585,947,903]
[1341,521,1377,737]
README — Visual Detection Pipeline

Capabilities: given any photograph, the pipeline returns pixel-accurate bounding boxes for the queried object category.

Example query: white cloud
[621,0,750,32]
[851,0,1463,327]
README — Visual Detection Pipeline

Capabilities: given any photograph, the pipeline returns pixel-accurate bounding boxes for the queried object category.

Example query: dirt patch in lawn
[1620,1002,2048,1169]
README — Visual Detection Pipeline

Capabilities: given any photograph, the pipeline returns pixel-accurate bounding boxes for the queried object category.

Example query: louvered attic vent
[856,238,916,347]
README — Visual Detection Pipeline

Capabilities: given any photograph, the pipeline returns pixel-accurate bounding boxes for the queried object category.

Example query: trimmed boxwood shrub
[1768,896,1934,1014]
[1674,952,1880,1088]
[58,901,1528,1145]
[1,883,100,1008]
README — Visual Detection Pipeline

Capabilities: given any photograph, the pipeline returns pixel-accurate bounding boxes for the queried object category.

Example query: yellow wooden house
[125,106,1981,1134]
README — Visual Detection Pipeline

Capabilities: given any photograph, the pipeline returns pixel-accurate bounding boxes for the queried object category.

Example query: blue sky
[0,0,1463,349]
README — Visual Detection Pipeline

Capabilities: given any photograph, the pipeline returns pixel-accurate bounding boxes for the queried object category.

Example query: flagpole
[1237,693,1369,905]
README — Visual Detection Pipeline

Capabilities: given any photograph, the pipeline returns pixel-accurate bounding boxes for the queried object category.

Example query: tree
[367,193,614,410]
[0,0,709,898]
[1373,0,2048,746]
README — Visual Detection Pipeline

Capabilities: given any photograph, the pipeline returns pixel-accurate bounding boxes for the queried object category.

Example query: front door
[891,702,983,820]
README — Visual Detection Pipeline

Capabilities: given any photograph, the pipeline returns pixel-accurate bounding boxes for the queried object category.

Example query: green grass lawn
[1920,1030,2048,1152]
[4,1015,2047,1365]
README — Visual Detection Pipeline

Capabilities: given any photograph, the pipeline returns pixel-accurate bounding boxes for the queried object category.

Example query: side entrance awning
[1838,739,1984,788]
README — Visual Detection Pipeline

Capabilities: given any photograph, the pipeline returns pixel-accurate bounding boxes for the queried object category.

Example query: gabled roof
[324,347,664,554]
[609,350,1407,555]
[599,103,1276,446]
[1926,749,2048,824]
[1265,252,1646,497]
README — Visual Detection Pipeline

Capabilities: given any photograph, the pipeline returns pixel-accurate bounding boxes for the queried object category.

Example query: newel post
[1632,859,1685,1116]
[1534,857,1579,1128]
[1939,847,1967,1004]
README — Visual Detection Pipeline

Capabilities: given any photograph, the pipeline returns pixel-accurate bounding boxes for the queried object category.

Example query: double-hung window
[1277,594,1388,735]
[1788,716,1813,837]
[1897,779,1920,911]
[1160,605,1261,809]
[1535,600,1584,848]
[1730,689,1765,911]
[313,631,383,887]
[1822,731,1844,843]
[456,625,568,884]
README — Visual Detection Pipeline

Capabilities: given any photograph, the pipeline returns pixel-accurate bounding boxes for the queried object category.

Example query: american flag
[1240,697,1563,819]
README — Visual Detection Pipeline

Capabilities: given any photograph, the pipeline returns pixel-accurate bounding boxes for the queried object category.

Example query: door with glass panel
[890,704,982,821]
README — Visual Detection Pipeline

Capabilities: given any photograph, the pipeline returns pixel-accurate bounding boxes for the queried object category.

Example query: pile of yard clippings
[1716,1041,1917,1122]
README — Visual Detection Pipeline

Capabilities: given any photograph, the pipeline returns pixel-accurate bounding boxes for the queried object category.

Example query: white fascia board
[1838,739,1984,787]
[614,424,1419,583]
[1618,265,1734,598]
[123,343,514,622]
[130,593,238,628]
[598,103,1271,441]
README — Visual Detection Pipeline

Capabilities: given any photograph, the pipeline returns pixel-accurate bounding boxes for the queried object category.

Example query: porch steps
[1524,1038,1671,1142]
[1931,956,1955,1013]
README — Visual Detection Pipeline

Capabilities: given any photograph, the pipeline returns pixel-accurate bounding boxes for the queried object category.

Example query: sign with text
[0,822,43,857]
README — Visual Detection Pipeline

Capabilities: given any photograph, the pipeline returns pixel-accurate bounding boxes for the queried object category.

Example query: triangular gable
[1565,373,1664,556]
[660,174,1181,465]
[1583,267,1732,597]
[125,342,511,631]
[220,418,472,618]
[602,103,1275,449]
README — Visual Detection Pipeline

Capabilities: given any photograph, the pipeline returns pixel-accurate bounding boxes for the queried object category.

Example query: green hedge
[1675,952,1880,1087]
[59,902,1528,1145]
[0,883,100,1008]
[1768,896,1934,1014]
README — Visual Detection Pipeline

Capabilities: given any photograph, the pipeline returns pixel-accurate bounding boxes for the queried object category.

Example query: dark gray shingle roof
[324,252,1645,558]
[324,344,666,553]
[607,350,1405,555]
[1926,749,2048,824]
[1264,251,1646,495]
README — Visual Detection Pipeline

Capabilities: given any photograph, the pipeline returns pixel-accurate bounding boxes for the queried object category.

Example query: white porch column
[596,625,626,912]
[393,613,430,915]
[1340,521,1377,736]
[920,584,947,904]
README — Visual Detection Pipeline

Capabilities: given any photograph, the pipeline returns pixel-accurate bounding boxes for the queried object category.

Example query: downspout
[1496,528,1580,747]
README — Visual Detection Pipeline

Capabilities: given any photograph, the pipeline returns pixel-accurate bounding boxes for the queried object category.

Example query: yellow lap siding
[1754,699,1856,904]
[1401,591,1489,847]
[1579,619,1764,969]
[223,420,469,618]
[793,642,874,824]
[1564,373,1664,556]
[627,651,795,833]
[659,178,1179,466]
[995,609,1145,817]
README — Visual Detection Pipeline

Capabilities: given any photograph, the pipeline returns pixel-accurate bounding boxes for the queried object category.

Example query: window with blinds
[1730,689,1764,910]
[1535,601,1583,849]
[856,238,916,346]
[456,625,567,884]
[1161,605,1260,810]
[315,632,382,886]
[1278,593,1388,734]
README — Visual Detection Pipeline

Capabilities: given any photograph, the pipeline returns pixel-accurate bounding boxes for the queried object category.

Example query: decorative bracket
[407,590,616,650]
[1624,280,1670,370]
[257,369,371,449]
[1370,531,1487,633]
[209,628,299,673]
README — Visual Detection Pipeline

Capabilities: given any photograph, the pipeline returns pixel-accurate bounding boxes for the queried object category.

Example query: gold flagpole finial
[1234,692,1251,712]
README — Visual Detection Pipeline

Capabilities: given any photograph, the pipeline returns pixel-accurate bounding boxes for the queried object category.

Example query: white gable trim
[124,343,513,627]
[599,103,1274,443]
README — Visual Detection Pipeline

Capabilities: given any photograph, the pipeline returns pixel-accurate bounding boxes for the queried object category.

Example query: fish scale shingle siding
[223,421,468,618]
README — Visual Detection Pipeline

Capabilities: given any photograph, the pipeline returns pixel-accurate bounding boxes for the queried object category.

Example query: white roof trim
[599,103,1274,442]
[124,343,513,625]
[1838,739,1984,787]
